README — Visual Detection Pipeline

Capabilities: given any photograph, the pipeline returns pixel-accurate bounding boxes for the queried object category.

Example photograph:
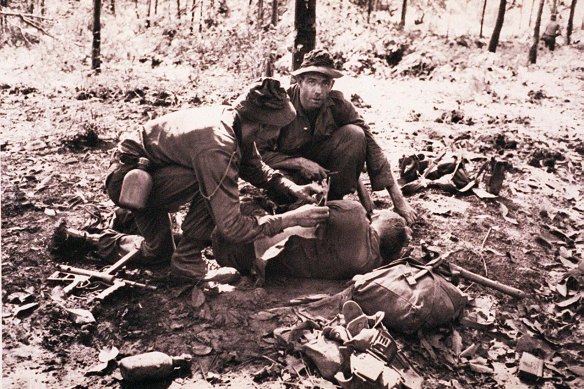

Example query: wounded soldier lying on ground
[52,200,411,282]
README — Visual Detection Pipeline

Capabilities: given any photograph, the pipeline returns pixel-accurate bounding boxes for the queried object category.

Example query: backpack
[351,259,467,334]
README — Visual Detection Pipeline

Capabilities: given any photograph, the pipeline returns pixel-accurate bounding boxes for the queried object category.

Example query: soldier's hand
[297,158,329,181]
[281,204,330,228]
[394,203,418,225]
[291,182,326,204]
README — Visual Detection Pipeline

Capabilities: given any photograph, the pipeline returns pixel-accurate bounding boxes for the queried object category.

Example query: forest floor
[2,10,584,388]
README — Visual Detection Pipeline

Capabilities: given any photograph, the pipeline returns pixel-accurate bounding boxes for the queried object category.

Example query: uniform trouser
[542,35,556,51]
[105,163,215,276]
[213,200,405,280]
[273,124,367,202]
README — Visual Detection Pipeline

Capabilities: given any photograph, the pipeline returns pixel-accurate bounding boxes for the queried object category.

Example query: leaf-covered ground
[1,1,584,388]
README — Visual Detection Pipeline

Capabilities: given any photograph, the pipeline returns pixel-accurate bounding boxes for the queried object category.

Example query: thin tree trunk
[154,0,158,15]
[110,0,115,15]
[40,0,45,15]
[293,0,316,70]
[146,0,152,27]
[92,0,101,73]
[566,0,577,44]
[367,0,373,23]
[488,0,507,52]
[271,0,278,25]
[399,0,407,29]
[190,0,196,33]
[480,0,488,37]
[258,0,263,26]
[529,0,545,63]
[528,0,534,26]
[134,0,139,20]
[198,0,203,32]
[177,0,181,18]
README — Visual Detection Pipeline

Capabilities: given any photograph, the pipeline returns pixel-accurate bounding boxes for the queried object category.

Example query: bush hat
[291,49,344,79]
[235,78,296,127]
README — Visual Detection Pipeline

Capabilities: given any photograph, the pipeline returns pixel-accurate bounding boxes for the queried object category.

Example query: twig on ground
[480,227,492,250]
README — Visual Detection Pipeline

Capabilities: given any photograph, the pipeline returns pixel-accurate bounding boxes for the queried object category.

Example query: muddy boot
[169,239,239,285]
[50,219,100,257]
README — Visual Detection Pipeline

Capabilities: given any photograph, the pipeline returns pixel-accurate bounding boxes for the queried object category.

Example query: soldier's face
[298,73,334,112]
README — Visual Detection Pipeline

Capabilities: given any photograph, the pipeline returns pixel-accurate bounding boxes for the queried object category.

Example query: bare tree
[92,0,101,73]
[529,0,545,63]
[480,0,488,37]
[190,0,196,33]
[292,0,316,70]
[399,0,407,29]
[146,0,152,27]
[566,0,577,44]
[488,0,507,52]
[258,0,264,26]
[271,0,278,25]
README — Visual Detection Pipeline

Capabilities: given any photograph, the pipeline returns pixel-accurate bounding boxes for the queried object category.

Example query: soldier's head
[235,78,296,137]
[371,210,412,262]
[292,49,343,112]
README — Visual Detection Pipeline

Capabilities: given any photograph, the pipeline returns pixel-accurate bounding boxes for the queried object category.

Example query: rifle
[417,252,526,299]
[49,248,157,300]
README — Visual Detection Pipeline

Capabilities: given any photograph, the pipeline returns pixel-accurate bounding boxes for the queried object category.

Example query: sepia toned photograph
[1,0,582,387]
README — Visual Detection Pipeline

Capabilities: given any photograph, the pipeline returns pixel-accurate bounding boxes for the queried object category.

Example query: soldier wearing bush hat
[57,78,330,285]
[256,49,417,225]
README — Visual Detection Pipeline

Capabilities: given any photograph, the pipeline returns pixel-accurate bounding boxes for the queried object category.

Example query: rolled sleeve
[194,148,284,243]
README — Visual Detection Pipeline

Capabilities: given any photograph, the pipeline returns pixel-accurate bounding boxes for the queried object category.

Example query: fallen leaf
[451,329,463,357]
[65,308,96,324]
[191,288,206,309]
[98,346,119,363]
[249,311,278,321]
[472,187,497,199]
[568,365,584,377]
[192,344,213,356]
[469,362,494,374]
[556,293,581,308]
[460,343,478,359]
[556,281,568,297]
[85,362,109,376]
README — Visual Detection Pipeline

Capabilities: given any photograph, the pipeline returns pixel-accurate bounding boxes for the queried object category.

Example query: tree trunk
[292,0,316,71]
[92,0,102,73]
[367,0,373,23]
[480,0,488,37]
[488,0,507,52]
[146,0,152,27]
[529,0,545,63]
[154,0,158,15]
[258,0,263,26]
[177,0,181,18]
[566,0,577,44]
[399,0,407,29]
[190,0,196,33]
[110,0,115,15]
[40,0,45,15]
[271,0,278,25]
[198,0,203,32]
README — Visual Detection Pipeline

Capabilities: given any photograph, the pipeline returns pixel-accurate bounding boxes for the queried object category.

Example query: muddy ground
[1,13,584,389]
